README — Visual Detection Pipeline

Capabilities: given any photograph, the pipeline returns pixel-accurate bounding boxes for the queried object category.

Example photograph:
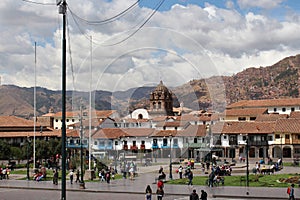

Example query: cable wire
[67,0,141,25]
[66,16,76,91]
[21,0,56,5]
[68,0,166,46]
[103,0,166,46]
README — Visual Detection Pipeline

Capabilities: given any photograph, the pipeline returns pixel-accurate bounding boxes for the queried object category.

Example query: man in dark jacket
[200,190,207,200]
[190,189,199,200]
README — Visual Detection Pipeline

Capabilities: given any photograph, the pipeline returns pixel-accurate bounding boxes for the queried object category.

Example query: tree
[0,140,11,160]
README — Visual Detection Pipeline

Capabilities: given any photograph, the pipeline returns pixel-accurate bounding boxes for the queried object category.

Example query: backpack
[287,187,291,195]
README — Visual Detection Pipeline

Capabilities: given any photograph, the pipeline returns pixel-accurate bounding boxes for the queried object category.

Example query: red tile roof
[290,111,300,119]
[212,121,276,135]
[255,113,288,121]
[0,116,40,127]
[227,98,300,109]
[93,128,155,139]
[275,118,300,133]
[222,108,268,116]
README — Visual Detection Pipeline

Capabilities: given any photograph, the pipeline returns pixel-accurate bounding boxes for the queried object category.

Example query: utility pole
[57,1,67,199]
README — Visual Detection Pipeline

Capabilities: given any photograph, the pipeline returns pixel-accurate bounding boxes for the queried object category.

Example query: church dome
[153,81,172,97]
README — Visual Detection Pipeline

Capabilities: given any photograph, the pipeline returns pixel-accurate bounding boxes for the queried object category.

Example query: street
[0,188,249,200]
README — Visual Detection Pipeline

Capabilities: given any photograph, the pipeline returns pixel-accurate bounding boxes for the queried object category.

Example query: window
[298,135,300,140]
[70,139,74,144]
[291,107,295,112]
[72,119,75,122]
[275,134,280,139]
[66,119,69,122]
[285,134,290,140]
[282,107,286,112]
[267,136,273,141]
[141,140,145,145]
[107,141,112,146]
[99,141,105,146]
[163,138,168,146]
[194,138,197,143]
[94,141,98,145]
[223,135,227,139]
[133,141,136,146]
[250,117,256,121]
[295,148,300,154]
[55,119,58,122]
[238,117,246,121]
[115,141,118,145]
[173,138,178,146]
[274,108,277,112]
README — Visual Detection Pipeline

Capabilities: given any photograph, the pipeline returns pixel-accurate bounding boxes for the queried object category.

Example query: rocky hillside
[1,54,299,118]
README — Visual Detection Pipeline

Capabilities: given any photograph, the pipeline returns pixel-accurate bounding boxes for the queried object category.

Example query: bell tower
[149,81,173,117]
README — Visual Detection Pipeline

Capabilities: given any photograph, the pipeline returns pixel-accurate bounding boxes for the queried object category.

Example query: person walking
[187,170,193,186]
[200,190,208,200]
[190,189,199,200]
[288,184,295,200]
[53,169,58,185]
[145,185,152,200]
[69,170,74,184]
[178,166,183,179]
[75,169,80,183]
[156,186,164,200]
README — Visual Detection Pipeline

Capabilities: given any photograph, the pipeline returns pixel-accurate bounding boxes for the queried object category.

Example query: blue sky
[0,0,300,92]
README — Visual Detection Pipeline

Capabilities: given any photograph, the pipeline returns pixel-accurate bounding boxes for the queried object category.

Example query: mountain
[1,54,299,118]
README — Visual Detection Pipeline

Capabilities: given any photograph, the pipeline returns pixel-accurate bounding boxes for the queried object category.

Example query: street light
[79,111,85,189]
[26,136,31,180]
[169,134,173,180]
[245,135,249,194]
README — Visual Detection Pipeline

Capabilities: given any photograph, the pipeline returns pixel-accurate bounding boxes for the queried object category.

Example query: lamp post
[245,136,249,193]
[169,134,173,180]
[79,110,85,189]
[281,135,283,168]
[26,137,30,180]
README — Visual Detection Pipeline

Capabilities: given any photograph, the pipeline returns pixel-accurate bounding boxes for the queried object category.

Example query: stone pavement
[0,161,297,199]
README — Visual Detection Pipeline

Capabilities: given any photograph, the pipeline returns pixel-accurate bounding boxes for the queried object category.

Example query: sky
[0,0,300,93]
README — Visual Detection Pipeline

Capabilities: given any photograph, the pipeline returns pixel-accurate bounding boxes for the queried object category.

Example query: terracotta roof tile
[227,98,300,109]
[0,116,40,127]
[222,108,268,116]
[290,111,300,119]
[275,118,300,133]
[212,121,276,135]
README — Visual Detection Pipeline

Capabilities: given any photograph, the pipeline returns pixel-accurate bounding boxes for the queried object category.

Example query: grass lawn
[168,173,300,188]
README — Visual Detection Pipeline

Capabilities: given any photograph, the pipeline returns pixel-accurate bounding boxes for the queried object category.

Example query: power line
[102,0,166,46]
[66,16,76,91]
[67,0,141,25]
[68,0,166,46]
[21,0,56,5]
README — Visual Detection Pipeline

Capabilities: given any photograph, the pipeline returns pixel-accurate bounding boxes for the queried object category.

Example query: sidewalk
[0,162,296,199]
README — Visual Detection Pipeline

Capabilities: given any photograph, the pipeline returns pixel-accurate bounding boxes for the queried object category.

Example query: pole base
[79,182,85,189]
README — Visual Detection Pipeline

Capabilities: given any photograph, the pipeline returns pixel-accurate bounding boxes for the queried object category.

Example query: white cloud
[0,0,300,93]
[237,0,284,9]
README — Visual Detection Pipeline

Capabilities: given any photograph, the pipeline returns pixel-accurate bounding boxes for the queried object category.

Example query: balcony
[123,144,128,150]
[152,144,159,149]
[130,145,138,150]
[140,144,145,150]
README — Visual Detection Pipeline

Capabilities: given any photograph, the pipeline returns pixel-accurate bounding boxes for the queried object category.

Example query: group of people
[98,168,115,184]
[190,189,207,200]
[0,167,10,180]
[120,160,137,180]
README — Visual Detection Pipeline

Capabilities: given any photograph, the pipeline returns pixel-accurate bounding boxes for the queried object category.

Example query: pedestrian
[288,184,295,200]
[75,169,80,183]
[200,190,207,200]
[156,186,164,200]
[69,170,74,184]
[178,166,183,179]
[145,185,152,200]
[208,171,215,187]
[190,189,199,200]
[53,169,58,185]
[106,171,111,184]
[188,170,193,186]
